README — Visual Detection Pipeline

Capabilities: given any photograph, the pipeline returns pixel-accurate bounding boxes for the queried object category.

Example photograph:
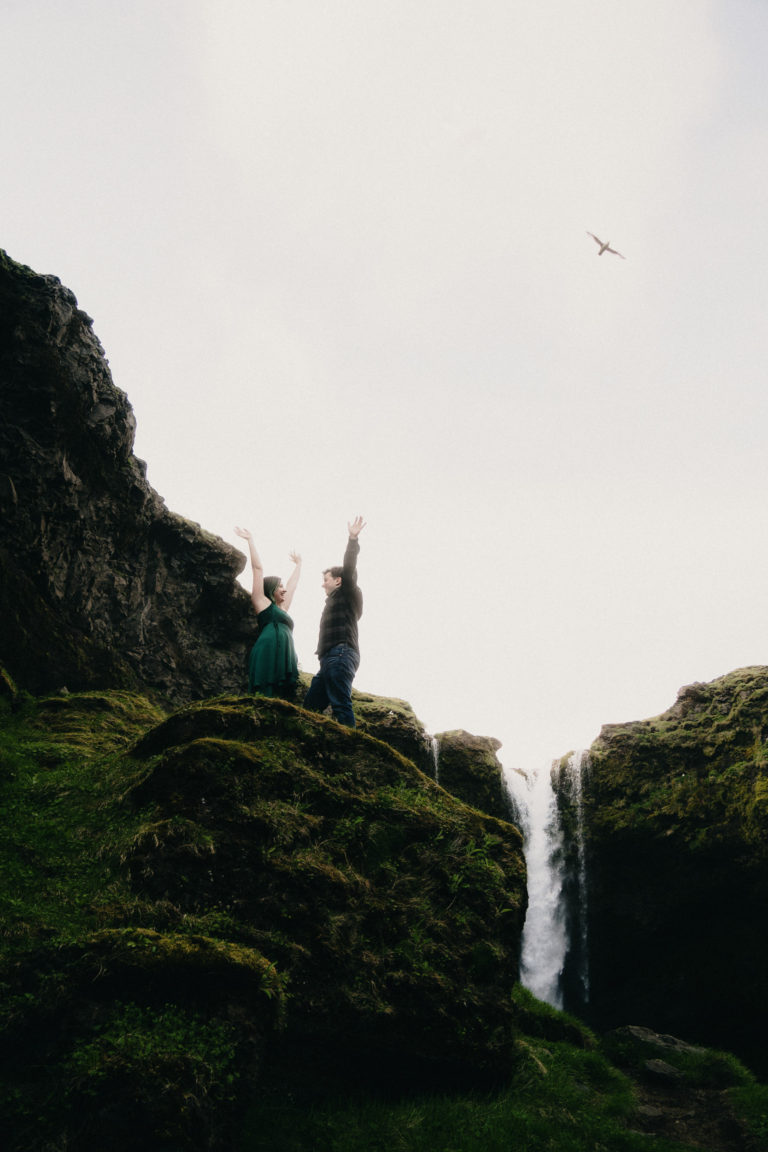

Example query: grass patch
[0,692,165,947]
[239,1037,687,1152]
[730,1081,768,1146]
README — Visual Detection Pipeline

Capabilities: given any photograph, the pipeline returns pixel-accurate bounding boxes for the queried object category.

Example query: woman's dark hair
[263,576,281,603]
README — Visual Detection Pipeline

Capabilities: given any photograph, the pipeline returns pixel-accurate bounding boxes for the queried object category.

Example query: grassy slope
[0,689,765,1152]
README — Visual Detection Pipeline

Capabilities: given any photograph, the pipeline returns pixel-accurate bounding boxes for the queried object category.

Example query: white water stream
[506,752,589,1011]
[431,730,589,1011]
[430,735,440,784]
[567,749,590,1008]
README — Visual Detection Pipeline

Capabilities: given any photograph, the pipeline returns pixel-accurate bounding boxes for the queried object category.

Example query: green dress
[248,603,299,698]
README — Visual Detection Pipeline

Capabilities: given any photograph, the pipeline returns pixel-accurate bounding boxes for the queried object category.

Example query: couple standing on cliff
[233,517,365,728]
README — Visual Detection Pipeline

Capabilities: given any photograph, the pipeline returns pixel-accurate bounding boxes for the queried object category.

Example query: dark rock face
[551,752,590,1018]
[0,250,255,701]
[581,666,768,1070]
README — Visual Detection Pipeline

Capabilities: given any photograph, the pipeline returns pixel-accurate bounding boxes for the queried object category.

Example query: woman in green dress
[234,526,302,699]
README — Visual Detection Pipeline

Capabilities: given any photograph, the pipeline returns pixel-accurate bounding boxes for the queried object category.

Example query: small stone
[644,1058,685,1083]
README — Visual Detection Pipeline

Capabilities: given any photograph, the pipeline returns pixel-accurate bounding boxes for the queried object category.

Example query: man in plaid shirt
[303,516,366,727]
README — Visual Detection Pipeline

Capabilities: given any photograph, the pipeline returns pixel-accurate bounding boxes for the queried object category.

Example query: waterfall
[430,735,440,783]
[506,751,589,1012]
[508,761,568,1008]
[563,749,590,1009]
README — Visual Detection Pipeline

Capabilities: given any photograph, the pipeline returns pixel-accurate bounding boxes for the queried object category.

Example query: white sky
[3,1,768,770]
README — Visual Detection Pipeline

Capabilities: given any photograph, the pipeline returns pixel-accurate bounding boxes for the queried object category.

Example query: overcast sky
[3,1,768,770]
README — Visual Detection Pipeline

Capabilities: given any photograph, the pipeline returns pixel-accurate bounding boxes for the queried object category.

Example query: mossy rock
[0,928,283,1151]
[582,666,768,1070]
[0,687,528,1147]
[434,729,513,822]
[603,1025,753,1090]
[352,689,433,774]
[122,696,527,1085]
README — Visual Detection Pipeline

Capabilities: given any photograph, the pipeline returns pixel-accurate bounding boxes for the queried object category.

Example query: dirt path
[626,1071,751,1150]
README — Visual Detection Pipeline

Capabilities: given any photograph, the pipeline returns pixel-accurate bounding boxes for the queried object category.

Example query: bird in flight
[587,231,626,259]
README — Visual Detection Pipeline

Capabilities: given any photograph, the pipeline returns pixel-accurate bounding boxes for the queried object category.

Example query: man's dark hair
[324,566,343,581]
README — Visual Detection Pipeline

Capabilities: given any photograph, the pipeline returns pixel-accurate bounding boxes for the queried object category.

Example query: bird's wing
[586,231,602,245]
[607,246,626,259]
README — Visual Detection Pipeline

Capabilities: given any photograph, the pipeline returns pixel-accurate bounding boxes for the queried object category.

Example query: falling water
[506,751,590,1012]
[565,750,590,1007]
[508,761,568,1008]
[430,735,440,783]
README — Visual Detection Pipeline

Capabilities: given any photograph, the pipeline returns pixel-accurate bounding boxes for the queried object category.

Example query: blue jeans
[303,643,360,727]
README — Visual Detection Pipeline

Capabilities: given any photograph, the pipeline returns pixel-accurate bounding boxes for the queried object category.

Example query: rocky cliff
[0,247,514,806]
[0,248,254,702]
[0,249,532,1146]
[575,666,768,1070]
[2,685,762,1151]
[4,249,767,1148]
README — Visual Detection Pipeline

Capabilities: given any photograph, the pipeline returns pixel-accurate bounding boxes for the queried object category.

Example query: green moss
[433,730,512,821]
[7,994,244,1151]
[584,666,768,1067]
[0,688,530,1149]
[730,1081,768,1147]
[602,1026,754,1090]
[63,998,240,1104]
[0,691,168,947]
[241,1032,665,1152]
[1,683,764,1151]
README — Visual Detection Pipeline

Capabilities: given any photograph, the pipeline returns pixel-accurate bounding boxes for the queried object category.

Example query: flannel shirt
[315,536,363,657]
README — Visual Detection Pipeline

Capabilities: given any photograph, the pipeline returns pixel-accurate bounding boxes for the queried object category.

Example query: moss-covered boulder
[582,666,768,1070]
[0,688,527,1149]
[1,929,283,1151]
[352,687,434,775]
[124,696,527,1086]
[300,673,513,821]
[433,729,512,822]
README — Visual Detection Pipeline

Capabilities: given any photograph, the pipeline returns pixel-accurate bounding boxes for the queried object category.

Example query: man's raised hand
[348,516,366,539]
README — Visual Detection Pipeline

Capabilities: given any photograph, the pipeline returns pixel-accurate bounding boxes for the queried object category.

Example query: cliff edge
[0,248,254,702]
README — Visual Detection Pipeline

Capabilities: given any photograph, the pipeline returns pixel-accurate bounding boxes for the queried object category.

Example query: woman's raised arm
[283,551,302,611]
[234,526,272,614]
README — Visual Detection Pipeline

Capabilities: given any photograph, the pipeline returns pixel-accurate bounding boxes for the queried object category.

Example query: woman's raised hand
[289,551,302,565]
[234,526,252,541]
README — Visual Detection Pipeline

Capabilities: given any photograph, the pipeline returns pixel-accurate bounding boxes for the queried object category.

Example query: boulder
[581,666,768,1070]
[0,689,528,1148]
[433,729,512,821]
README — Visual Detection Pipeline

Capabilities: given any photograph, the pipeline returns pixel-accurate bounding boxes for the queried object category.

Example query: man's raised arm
[343,516,366,581]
